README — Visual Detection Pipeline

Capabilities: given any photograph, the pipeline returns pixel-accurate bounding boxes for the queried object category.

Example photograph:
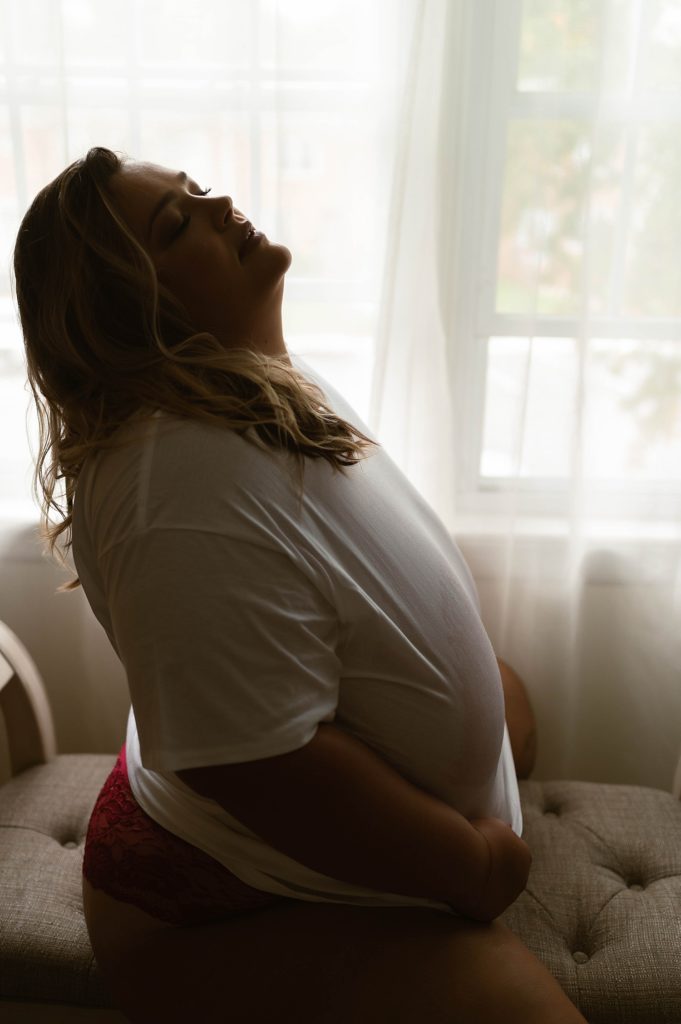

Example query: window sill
[2,505,679,584]
[0,505,43,561]
[453,516,681,584]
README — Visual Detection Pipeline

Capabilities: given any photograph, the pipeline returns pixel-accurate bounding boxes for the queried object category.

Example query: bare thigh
[83,877,586,1024]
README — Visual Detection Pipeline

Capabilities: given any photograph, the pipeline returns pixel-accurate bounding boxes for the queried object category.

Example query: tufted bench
[0,754,125,1023]
[499,781,681,1023]
[2,624,681,1023]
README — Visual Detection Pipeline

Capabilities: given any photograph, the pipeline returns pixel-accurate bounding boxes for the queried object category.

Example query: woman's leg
[84,877,587,1024]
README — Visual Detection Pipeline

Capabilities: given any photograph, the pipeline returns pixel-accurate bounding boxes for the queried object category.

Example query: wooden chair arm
[0,620,57,778]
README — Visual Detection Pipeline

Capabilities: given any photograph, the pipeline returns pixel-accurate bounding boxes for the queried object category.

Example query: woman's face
[109,160,292,359]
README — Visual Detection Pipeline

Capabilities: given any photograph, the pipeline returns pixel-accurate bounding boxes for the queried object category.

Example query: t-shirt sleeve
[100,526,341,771]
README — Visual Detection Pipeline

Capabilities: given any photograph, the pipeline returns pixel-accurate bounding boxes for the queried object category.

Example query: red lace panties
[83,745,290,926]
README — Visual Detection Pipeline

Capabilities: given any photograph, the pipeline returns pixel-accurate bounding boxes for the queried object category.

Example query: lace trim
[83,745,289,925]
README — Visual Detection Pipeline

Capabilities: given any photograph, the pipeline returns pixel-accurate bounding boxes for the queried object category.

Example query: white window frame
[446,0,681,529]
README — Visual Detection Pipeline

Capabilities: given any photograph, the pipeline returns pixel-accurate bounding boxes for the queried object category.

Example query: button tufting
[572,951,589,964]
[62,840,78,849]
[629,883,643,891]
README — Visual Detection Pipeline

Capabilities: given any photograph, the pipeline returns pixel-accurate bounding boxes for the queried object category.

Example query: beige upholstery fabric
[500,780,681,1023]
[0,755,115,1008]
[1,757,680,1021]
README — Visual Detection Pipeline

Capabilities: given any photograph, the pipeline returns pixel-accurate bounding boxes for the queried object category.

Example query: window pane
[65,107,131,160]
[291,335,375,422]
[7,0,60,67]
[261,112,386,281]
[21,103,68,200]
[497,120,587,315]
[623,127,681,317]
[0,108,17,202]
[62,0,129,67]
[138,112,252,207]
[260,0,389,78]
[518,0,602,92]
[519,0,681,95]
[640,0,681,92]
[497,120,628,316]
[286,297,377,337]
[481,337,576,479]
[0,109,19,296]
[586,339,681,480]
[136,0,251,68]
[0,0,413,516]
[0,309,34,510]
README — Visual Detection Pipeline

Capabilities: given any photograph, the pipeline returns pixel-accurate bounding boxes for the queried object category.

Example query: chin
[275,243,293,269]
[270,246,293,284]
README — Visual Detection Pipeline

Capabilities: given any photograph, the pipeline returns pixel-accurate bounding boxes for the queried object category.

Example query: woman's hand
[454,817,532,923]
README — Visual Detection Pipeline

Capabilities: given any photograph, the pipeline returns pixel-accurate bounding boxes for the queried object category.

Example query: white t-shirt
[73,352,522,914]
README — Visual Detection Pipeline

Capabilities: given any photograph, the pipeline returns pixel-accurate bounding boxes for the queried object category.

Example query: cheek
[162,253,219,295]
[159,252,244,324]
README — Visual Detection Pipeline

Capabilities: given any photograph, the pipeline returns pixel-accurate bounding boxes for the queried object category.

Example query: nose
[220,195,234,226]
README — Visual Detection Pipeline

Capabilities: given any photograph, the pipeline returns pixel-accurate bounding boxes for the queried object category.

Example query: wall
[0,522,129,755]
[473,567,681,793]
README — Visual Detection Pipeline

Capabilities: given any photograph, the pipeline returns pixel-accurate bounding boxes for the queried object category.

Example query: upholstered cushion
[500,780,681,1023]
[1,758,680,1021]
[0,755,115,1007]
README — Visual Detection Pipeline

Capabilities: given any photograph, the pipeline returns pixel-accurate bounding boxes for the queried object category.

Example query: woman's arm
[497,658,538,779]
[177,722,530,921]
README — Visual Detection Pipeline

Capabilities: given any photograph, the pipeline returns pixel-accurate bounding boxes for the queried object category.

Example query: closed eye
[169,217,190,241]
[168,186,212,242]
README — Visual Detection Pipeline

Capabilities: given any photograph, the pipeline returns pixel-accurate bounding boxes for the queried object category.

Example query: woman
[13,147,585,1024]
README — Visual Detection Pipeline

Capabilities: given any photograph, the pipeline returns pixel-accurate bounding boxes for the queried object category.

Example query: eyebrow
[147,171,188,240]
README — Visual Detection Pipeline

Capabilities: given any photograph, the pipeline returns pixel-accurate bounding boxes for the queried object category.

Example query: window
[450,0,681,524]
[0,0,412,517]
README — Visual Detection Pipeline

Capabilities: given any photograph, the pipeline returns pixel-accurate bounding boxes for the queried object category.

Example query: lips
[239,223,257,259]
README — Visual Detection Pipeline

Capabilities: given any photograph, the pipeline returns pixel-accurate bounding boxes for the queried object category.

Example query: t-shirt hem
[139,722,322,773]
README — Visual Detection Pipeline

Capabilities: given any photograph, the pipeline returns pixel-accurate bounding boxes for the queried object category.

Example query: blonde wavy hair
[13,146,379,589]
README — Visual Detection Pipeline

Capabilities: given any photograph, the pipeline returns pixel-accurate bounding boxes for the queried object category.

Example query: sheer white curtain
[0,0,410,515]
[370,0,681,793]
[0,0,413,754]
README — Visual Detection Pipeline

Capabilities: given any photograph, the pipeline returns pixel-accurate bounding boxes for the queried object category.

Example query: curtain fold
[369,0,458,521]
[3,0,680,785]
[368,0,681,792]
[0,0,416,756]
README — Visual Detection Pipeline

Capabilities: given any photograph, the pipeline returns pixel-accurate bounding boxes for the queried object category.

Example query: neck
[254,282,290,364]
